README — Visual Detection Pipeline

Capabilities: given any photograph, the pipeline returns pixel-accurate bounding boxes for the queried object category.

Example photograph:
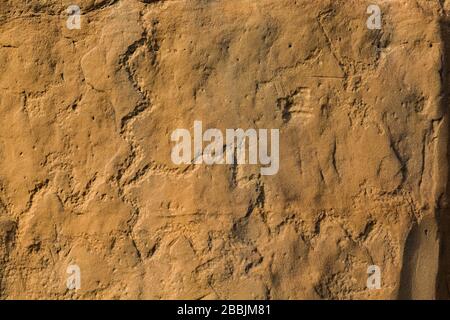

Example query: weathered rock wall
[0,0,448,299]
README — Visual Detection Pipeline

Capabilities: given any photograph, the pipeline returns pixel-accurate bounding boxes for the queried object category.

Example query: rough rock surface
[0,0,450,299]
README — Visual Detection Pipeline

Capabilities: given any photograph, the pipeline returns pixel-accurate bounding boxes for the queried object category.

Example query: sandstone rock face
[0,0,449,299]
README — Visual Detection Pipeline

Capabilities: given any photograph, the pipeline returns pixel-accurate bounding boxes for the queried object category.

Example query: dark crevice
[437,16,450,300]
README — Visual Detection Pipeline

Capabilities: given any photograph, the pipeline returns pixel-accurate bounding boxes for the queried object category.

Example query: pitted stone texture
[0,0,447,299]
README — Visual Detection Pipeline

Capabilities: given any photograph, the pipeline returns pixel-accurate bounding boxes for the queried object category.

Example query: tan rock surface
[0,0,449,299]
